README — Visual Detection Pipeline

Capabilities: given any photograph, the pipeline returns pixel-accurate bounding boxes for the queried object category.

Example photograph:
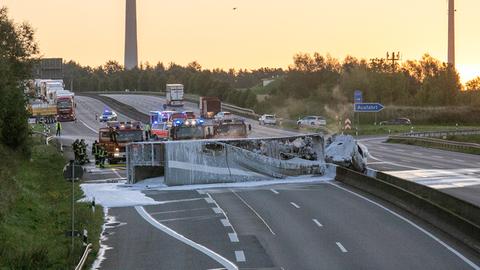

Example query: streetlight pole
[70,160,75,265]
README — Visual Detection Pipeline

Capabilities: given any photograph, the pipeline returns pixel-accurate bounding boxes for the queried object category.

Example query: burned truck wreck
[126,134,326,185]
[325,135,368,173]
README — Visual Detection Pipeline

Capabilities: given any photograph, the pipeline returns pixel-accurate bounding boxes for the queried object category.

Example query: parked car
[258,114,277,125]
[214,111,233,121]
[99,110,118,122]
[297,116,326,127]
[379,118,411,125]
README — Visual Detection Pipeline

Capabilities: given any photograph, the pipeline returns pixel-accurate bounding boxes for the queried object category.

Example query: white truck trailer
[166,84,184,107]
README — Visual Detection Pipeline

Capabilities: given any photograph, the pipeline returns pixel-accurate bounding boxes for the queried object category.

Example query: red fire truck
[98,121,144,163]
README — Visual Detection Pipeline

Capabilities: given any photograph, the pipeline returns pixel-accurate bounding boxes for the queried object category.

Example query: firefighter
[79,139,89,164]
[55,120,62,136]
[145,123,151,140]
[109,127,118,143]
[72,139,80,162]
[98,146,106,168]
[92,140,99,165]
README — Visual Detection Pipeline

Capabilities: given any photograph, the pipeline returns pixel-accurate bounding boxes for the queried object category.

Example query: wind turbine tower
[448,0,455,67]
[124,0,138,70]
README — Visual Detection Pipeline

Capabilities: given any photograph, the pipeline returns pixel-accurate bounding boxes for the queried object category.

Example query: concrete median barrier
[336,166,480,253]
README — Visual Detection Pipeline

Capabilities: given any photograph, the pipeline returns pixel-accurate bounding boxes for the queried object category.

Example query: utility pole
[386,52,401,72]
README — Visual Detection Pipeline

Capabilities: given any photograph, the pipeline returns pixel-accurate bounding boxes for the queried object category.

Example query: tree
[0,7,38,151]
[466,76,480,91]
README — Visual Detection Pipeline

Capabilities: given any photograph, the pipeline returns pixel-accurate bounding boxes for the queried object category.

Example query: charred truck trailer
[199,96,221,119]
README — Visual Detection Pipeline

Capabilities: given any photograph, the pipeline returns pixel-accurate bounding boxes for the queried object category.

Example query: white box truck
[166,84,184,107]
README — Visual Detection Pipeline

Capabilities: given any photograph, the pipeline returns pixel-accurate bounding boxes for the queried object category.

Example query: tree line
[65,52,480,120]
[0,7,37,152]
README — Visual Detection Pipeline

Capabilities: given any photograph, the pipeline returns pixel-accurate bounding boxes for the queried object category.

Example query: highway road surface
[102,94,301,138]
[51,95,480,269]
[361,136,480,206]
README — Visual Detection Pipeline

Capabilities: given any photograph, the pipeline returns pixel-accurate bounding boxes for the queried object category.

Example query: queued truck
[27,79,76,122]
[199,96,221,119]
[56,90,76,121]
[166,84,184,107]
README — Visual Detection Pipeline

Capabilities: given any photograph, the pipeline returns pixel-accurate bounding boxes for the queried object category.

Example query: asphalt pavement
[361,136,480,206]
[103,94,301,138]
[55,95,480,269]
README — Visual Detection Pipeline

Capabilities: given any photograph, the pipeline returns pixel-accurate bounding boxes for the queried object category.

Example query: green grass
[446,134,480,144]
[30,123,51,134]
[0,139,103,269]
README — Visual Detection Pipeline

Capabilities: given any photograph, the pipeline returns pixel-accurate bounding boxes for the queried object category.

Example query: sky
[3,0,480,82]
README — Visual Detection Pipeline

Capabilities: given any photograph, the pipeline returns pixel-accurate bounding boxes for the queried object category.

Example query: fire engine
[98,121,144,163]
[169,118,214,140]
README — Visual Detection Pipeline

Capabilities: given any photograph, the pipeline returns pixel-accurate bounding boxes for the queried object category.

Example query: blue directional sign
[354,103,385,112]
[354,90,363,103]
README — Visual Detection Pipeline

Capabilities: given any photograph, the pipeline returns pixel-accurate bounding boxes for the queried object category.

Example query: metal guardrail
[389,135,480,152]
[75,243,93,270]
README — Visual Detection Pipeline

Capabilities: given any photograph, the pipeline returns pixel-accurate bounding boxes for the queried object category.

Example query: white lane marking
[156,198,204,205]
[79,119,98,133]
[290,202,300,209]
[368,154,423,170]
[313,219,323,227]
[328,183,480,270]
[453,159,465,163]
[221,218,231,227]
[234,250,246,262]
[113,169,122,179]
[432,155,444,159]
[207,193,238,235]
[231,190,276,235]
[134,206,238,270]
[228,233,239,243]
[336,242,348,253]
[397,149,406,152]
[197,190,206,195]
[205,197,215,204]
[212,207,223,214]
[270,189,279,194]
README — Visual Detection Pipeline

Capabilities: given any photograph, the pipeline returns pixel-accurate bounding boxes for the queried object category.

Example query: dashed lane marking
[270,189,279,194]
[221,218,231,227]
[228,233,239,243]
[313,219,323,227]
[234,251,246,262]
[336,242,348,253]
[212,207,223,214]
[205,197,215,204]
[290,202,300,209]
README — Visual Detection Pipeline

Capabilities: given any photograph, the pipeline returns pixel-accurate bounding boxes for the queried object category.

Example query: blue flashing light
[174,120,183,126]
[198,119,205,125]
[154,121,158,124]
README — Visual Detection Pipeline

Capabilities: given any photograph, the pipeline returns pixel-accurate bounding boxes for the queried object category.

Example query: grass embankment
[387,135,480,155]
[0,138,103,269]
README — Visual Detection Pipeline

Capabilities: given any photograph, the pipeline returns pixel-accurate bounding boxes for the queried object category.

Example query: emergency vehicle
[170,118,212,140]
[149,111,169,140]
[98,121,143,163]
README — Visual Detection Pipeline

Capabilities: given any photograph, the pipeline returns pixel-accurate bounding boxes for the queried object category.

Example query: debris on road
[325,135,368,172]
